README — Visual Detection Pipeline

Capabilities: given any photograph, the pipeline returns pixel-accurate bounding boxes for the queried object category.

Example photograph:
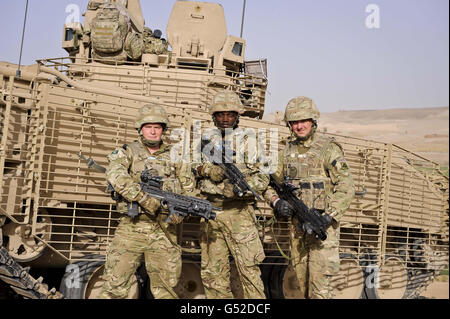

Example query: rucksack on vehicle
[91,4,130,61]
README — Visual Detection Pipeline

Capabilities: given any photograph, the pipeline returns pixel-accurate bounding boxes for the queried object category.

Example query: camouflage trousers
[200,202,266,299]
[99,215,182,299]
[290,219,340,299]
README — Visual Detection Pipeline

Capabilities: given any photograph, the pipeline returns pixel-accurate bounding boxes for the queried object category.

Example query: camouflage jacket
[264,132,355,222]
[194,127,270,205]
[144,37,168,55]
[106,137,195,212]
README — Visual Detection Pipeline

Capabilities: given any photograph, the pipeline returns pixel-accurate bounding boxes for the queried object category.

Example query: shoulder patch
[332,157,347,167]
[332,157,349,171]
[108,147,128,161]
[122,144,128,150]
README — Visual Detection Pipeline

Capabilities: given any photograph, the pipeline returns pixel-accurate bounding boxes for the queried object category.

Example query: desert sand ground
[264,106,449,167]
[421,276,449,299]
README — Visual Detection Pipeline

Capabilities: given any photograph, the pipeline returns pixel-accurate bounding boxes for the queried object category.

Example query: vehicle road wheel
[2,216,52,262]
[267,263,303,299]
[365,255,408,299]
[269,253,366,299]
[60,256,140,299]
[331,253,365,299]
[174,262,206,299]
[280,264,304,299]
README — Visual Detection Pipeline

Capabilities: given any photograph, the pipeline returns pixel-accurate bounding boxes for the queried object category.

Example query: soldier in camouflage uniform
[265,96,355,299]
[143,27,169,55]
[99,104,194,299]
[194,90,269,299]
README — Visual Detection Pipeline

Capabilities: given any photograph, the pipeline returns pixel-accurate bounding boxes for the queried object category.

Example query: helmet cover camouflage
[134,104,170,129]
[284,96,320,123]
[209,90,245,115]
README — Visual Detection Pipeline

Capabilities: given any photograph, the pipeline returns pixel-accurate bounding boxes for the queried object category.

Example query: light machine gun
[127,169,220,222]
[78,153,219,222]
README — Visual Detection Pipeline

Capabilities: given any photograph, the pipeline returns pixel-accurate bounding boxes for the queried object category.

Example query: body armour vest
[283,134,334,213]
[126,141,181,193]
[114,141,181,214]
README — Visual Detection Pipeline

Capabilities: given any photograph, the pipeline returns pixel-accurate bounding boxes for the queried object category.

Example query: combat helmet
[209,90,245,115]
[134,103,170,130]
[284,96,320,123]
[143,27,153,37]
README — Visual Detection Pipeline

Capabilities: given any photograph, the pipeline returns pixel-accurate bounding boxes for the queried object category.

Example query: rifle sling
[268,215,294,261]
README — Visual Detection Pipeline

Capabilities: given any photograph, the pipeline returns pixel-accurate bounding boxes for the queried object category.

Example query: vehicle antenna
[16,0,29,78]
[240,0,247,38]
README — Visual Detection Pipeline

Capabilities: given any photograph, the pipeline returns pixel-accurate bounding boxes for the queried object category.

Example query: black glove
[302,222,314,235]
[274,199,293,218]
[322,214,333,229]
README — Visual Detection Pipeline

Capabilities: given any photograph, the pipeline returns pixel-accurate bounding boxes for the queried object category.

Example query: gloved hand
[274,199,294,218]
[223,181,238,198]
[196,163,213,177]
[166,213,184,225]
[135,191,160,214]
[322,213,333,229]
[197,163,226,183]
[302,222,314,235]
[209,165,225,182]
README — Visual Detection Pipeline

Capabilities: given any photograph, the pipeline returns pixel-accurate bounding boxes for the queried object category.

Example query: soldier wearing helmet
[99,103,195,299]
[208,90,244,131]
[143,27,169,55]
[264,96,355,299]
[194,90,269,299]
[284,96,321,140]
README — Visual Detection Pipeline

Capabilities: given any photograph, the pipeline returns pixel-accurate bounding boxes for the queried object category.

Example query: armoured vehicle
[0,0,448,299]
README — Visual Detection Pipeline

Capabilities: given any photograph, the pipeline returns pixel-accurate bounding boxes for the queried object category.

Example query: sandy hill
[263,107,449,166]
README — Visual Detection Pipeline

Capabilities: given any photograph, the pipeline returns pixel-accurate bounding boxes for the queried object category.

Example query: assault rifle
[127,169,220,221]
[269,175,332,241]
[201,138,262,201]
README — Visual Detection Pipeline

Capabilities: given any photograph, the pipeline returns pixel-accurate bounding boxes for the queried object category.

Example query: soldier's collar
[138,137,170,155]
[290,132,316,148]
[151,142,170,155]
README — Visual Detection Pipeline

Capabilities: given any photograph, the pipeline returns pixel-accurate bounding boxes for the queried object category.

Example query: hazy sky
[1,0,448,114]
